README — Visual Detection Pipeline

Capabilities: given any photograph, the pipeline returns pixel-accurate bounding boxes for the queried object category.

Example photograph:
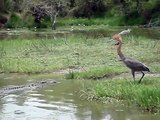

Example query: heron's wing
[123,57,149,71]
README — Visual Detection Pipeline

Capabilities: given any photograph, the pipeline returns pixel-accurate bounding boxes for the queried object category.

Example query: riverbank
[80,77,160,113]
[0,27,160,112]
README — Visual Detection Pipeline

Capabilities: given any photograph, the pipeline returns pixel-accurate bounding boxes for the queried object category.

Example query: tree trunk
[52,13,58,30]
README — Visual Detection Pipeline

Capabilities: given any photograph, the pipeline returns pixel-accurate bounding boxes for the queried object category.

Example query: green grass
[65,66,127,79]
[66,35,160,79]
[57,17,124,26]
[0,32,159,74]
[81,77,160,112]
[0,34,116,73]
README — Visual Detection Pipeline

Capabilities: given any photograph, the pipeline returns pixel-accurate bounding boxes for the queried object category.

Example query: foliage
[1,0,160,28]
[5,13,26,28]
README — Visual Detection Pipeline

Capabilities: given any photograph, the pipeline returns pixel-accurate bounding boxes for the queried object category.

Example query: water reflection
[0,73,160,120]
[0,30,71,40]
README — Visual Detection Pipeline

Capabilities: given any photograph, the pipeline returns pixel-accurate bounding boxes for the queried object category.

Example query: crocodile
[0,79,57,96]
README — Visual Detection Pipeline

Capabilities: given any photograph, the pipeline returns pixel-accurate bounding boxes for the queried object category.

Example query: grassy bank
[64,34,160,112]
[80,77,160,112]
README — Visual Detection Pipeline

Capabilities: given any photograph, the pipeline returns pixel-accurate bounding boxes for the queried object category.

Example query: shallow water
[0,73,160,120]
[0,27,160,40]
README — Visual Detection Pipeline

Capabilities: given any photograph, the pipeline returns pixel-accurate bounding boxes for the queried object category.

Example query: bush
[5,13,26,28]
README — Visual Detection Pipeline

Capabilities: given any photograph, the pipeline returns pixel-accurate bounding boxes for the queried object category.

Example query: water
[0,27,160,40]
[0,73,160,120]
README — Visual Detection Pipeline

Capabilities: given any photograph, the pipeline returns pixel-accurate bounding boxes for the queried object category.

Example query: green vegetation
[66,36,160,79]
[0,0,160,29]
[57,17,124,26]
[5,13,26,28]
[1,32,159,74]
[0,34,111,73]
[0,31,159,74]
[81,77,160,112]
[66,66,127,79]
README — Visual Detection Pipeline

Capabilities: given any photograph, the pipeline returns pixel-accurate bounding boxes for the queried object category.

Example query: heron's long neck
[117,42,125,60]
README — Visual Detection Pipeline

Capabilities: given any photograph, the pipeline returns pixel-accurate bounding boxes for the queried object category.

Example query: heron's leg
[138,71,145,83]
[131,70,135,82]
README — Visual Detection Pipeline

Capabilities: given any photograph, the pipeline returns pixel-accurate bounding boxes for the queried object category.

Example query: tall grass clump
[135,87,160,112]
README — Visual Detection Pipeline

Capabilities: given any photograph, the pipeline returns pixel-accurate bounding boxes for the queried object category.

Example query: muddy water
[0,73,160,120]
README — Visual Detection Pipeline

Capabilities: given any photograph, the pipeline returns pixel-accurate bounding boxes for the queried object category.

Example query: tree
[46,0,63,30]
[23,0,68,30]
[31,4,48,26]
[36,0,68,30]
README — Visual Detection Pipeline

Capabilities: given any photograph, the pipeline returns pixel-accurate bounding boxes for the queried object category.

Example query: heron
[112,33,150,83]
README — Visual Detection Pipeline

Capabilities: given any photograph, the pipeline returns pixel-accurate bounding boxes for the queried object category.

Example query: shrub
[5,13,26,28]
